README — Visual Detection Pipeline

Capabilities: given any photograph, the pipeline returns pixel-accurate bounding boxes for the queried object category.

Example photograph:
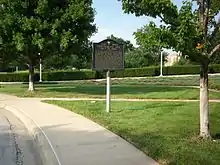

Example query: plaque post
[92,39,124,113]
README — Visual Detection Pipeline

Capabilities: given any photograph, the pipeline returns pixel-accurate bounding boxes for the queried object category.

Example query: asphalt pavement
[0,108,42,165]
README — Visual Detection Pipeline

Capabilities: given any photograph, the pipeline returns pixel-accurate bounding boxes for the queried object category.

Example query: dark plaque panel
[92,39,124,71]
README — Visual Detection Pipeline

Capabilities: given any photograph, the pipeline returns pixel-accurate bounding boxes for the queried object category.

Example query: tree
[0,0,96,91]
[133,22,170,68]
[125,47,149,68]
[210,27,220,64]
[125,46,167,68]
[107,34,134,52]
[135,22,176,51]
[106,35,164,68]
[43,41,92,70]
[120,0,220,138]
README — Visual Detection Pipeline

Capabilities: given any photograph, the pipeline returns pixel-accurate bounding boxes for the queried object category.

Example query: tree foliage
[121,0,220,62]
[120,0,220,138]
[107,34,134,52]
[120,0,179,26]
[125,46,167,68]
[43,42,92,70]
[0,0,96,90]
[106,35,165,68]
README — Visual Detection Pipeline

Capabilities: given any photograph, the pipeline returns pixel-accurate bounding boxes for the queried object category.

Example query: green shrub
[43,70,96,81]
[0,70,96,82]
[0,64,220,82]
[209,64,220,73]
[111,66,160,78]
[0,72,39,82]
[163,65,200,75]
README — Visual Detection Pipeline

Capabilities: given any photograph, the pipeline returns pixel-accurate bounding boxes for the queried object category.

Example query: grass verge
[44,100,220,165]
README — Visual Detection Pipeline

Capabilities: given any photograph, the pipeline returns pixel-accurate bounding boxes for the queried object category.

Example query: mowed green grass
[1,83,220,99]
[0,75,220,99]
[81,74,219,86]
[88,75,220,90]
[45,100,220,165]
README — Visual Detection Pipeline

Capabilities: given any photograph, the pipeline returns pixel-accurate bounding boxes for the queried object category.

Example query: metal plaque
[92,39,124,71]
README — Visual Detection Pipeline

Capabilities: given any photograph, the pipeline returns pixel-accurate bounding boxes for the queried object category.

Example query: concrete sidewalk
[0,94,158,165]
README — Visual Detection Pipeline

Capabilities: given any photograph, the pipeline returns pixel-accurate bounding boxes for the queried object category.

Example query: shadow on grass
[212,133,220,139]
[116,103,184,112]
[45,85,188,96]
[21,82,59,85]
[119,131,217,165]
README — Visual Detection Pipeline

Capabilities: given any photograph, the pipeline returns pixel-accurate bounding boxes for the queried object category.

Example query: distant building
[165,52,181,66]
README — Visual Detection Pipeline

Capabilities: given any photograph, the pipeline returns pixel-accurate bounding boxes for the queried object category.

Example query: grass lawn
[45,100,220,165]
[0,75,220,99]
[54,74,219,88]
[89,75,220,90]
[1,83,220,99]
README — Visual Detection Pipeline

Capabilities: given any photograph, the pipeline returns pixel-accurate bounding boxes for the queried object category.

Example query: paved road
[0,108,42,165]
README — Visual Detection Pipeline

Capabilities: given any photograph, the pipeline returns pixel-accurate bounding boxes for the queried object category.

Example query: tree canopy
[120,0,220,138]
[0,0,96,90]
[107,34,134,52]
[120,0,220,63]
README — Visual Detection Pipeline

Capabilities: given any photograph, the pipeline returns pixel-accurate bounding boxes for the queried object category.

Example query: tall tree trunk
[28,64,35,92]
[200,62,211,138]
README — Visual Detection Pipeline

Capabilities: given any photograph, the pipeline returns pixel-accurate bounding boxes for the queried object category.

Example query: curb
[0,103,61,165]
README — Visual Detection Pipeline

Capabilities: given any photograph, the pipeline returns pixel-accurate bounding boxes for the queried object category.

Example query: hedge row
[0,64,220,82]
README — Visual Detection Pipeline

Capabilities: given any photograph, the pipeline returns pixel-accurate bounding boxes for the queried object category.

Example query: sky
[90,0,183,46]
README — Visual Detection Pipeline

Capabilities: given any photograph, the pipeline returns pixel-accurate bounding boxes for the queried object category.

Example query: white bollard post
[106,70,111,113]
[39,58,42,82]
[160,51,163,77]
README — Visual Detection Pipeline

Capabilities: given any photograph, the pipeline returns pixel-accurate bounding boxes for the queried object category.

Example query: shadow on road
[0,110,42,165]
